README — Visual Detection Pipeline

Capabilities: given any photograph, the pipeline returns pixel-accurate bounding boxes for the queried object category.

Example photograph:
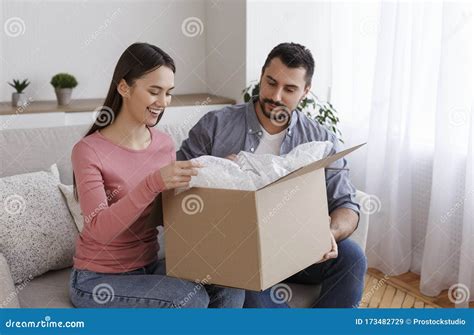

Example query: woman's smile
[147,106,164,118]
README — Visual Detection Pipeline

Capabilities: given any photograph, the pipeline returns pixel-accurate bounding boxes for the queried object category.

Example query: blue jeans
[244,238,367,308]
[69,258,245,308]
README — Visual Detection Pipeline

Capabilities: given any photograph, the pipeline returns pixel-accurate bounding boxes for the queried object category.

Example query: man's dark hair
[261,42,314,86]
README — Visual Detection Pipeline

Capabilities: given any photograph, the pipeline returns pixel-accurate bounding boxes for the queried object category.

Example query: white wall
[1,0,333,104]
[0,0,208,101]
[205,0,246,103]
[246,0,332,101]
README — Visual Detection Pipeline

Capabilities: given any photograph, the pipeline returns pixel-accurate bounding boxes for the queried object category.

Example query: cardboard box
[163,143,364,291]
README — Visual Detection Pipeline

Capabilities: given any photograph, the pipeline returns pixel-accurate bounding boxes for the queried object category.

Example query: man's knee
[244,289,289,308]
[337,238,368,275]
[213,287,245,308]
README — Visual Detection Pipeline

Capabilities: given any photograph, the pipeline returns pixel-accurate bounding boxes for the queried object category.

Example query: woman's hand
[159,160,201,190]
[225,154,237,161]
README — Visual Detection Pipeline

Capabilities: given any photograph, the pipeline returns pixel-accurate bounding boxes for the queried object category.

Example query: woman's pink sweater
[71,127,174,273]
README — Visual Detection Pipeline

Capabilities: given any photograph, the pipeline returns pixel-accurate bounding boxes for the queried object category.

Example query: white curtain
[330,1,473,305]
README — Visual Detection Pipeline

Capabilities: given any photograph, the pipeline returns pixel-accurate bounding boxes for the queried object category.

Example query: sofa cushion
[0,125,90,184]
[16,267,73,308]
[14,267,321,308]
[0,165,78,284]
[0,123,191,185]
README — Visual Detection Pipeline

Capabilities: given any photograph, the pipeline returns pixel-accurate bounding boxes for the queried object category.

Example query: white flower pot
[55,88,73,106]
[12,92,28,107]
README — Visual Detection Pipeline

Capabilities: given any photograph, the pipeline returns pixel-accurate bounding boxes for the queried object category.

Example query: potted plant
[50,73,78,106]
[8,79,30,107]
[242,81,343,143]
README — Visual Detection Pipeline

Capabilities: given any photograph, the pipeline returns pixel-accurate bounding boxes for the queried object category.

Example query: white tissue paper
[176,141,334,194]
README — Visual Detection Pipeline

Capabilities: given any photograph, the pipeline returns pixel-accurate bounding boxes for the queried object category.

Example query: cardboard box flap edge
[258,143,366,190]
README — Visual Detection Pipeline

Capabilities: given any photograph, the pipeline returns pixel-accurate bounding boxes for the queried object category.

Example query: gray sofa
[0,123,370,308]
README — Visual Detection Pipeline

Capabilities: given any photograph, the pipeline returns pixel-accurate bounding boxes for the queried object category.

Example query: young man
[176,42,367,308]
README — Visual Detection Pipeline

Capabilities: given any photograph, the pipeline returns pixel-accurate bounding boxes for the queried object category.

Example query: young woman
[69,43,245,308]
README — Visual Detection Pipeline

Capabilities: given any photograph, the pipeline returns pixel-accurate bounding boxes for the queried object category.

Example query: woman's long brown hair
[73,42,176,200]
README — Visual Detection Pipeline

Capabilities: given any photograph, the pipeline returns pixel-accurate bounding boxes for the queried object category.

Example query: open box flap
[257,143,366,190]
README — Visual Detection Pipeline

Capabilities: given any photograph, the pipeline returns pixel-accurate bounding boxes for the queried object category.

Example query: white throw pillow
[0,165,78,284]
[0,253,20,308]
[58,184,83,232]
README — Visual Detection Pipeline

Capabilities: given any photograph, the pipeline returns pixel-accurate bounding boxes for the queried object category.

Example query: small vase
[12,92,28,107]
[55,88,73,106]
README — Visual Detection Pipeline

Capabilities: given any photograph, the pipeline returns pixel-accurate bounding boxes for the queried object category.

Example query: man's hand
[316,217,338,264]
[329,207,359,241]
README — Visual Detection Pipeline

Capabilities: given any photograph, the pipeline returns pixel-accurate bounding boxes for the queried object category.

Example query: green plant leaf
[50,73,78,89]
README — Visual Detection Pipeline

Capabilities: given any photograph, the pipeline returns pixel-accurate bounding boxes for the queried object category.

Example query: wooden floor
[361,268,473,308]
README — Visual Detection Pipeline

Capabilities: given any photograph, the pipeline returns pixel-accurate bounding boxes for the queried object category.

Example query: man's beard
[258,97,291,127]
